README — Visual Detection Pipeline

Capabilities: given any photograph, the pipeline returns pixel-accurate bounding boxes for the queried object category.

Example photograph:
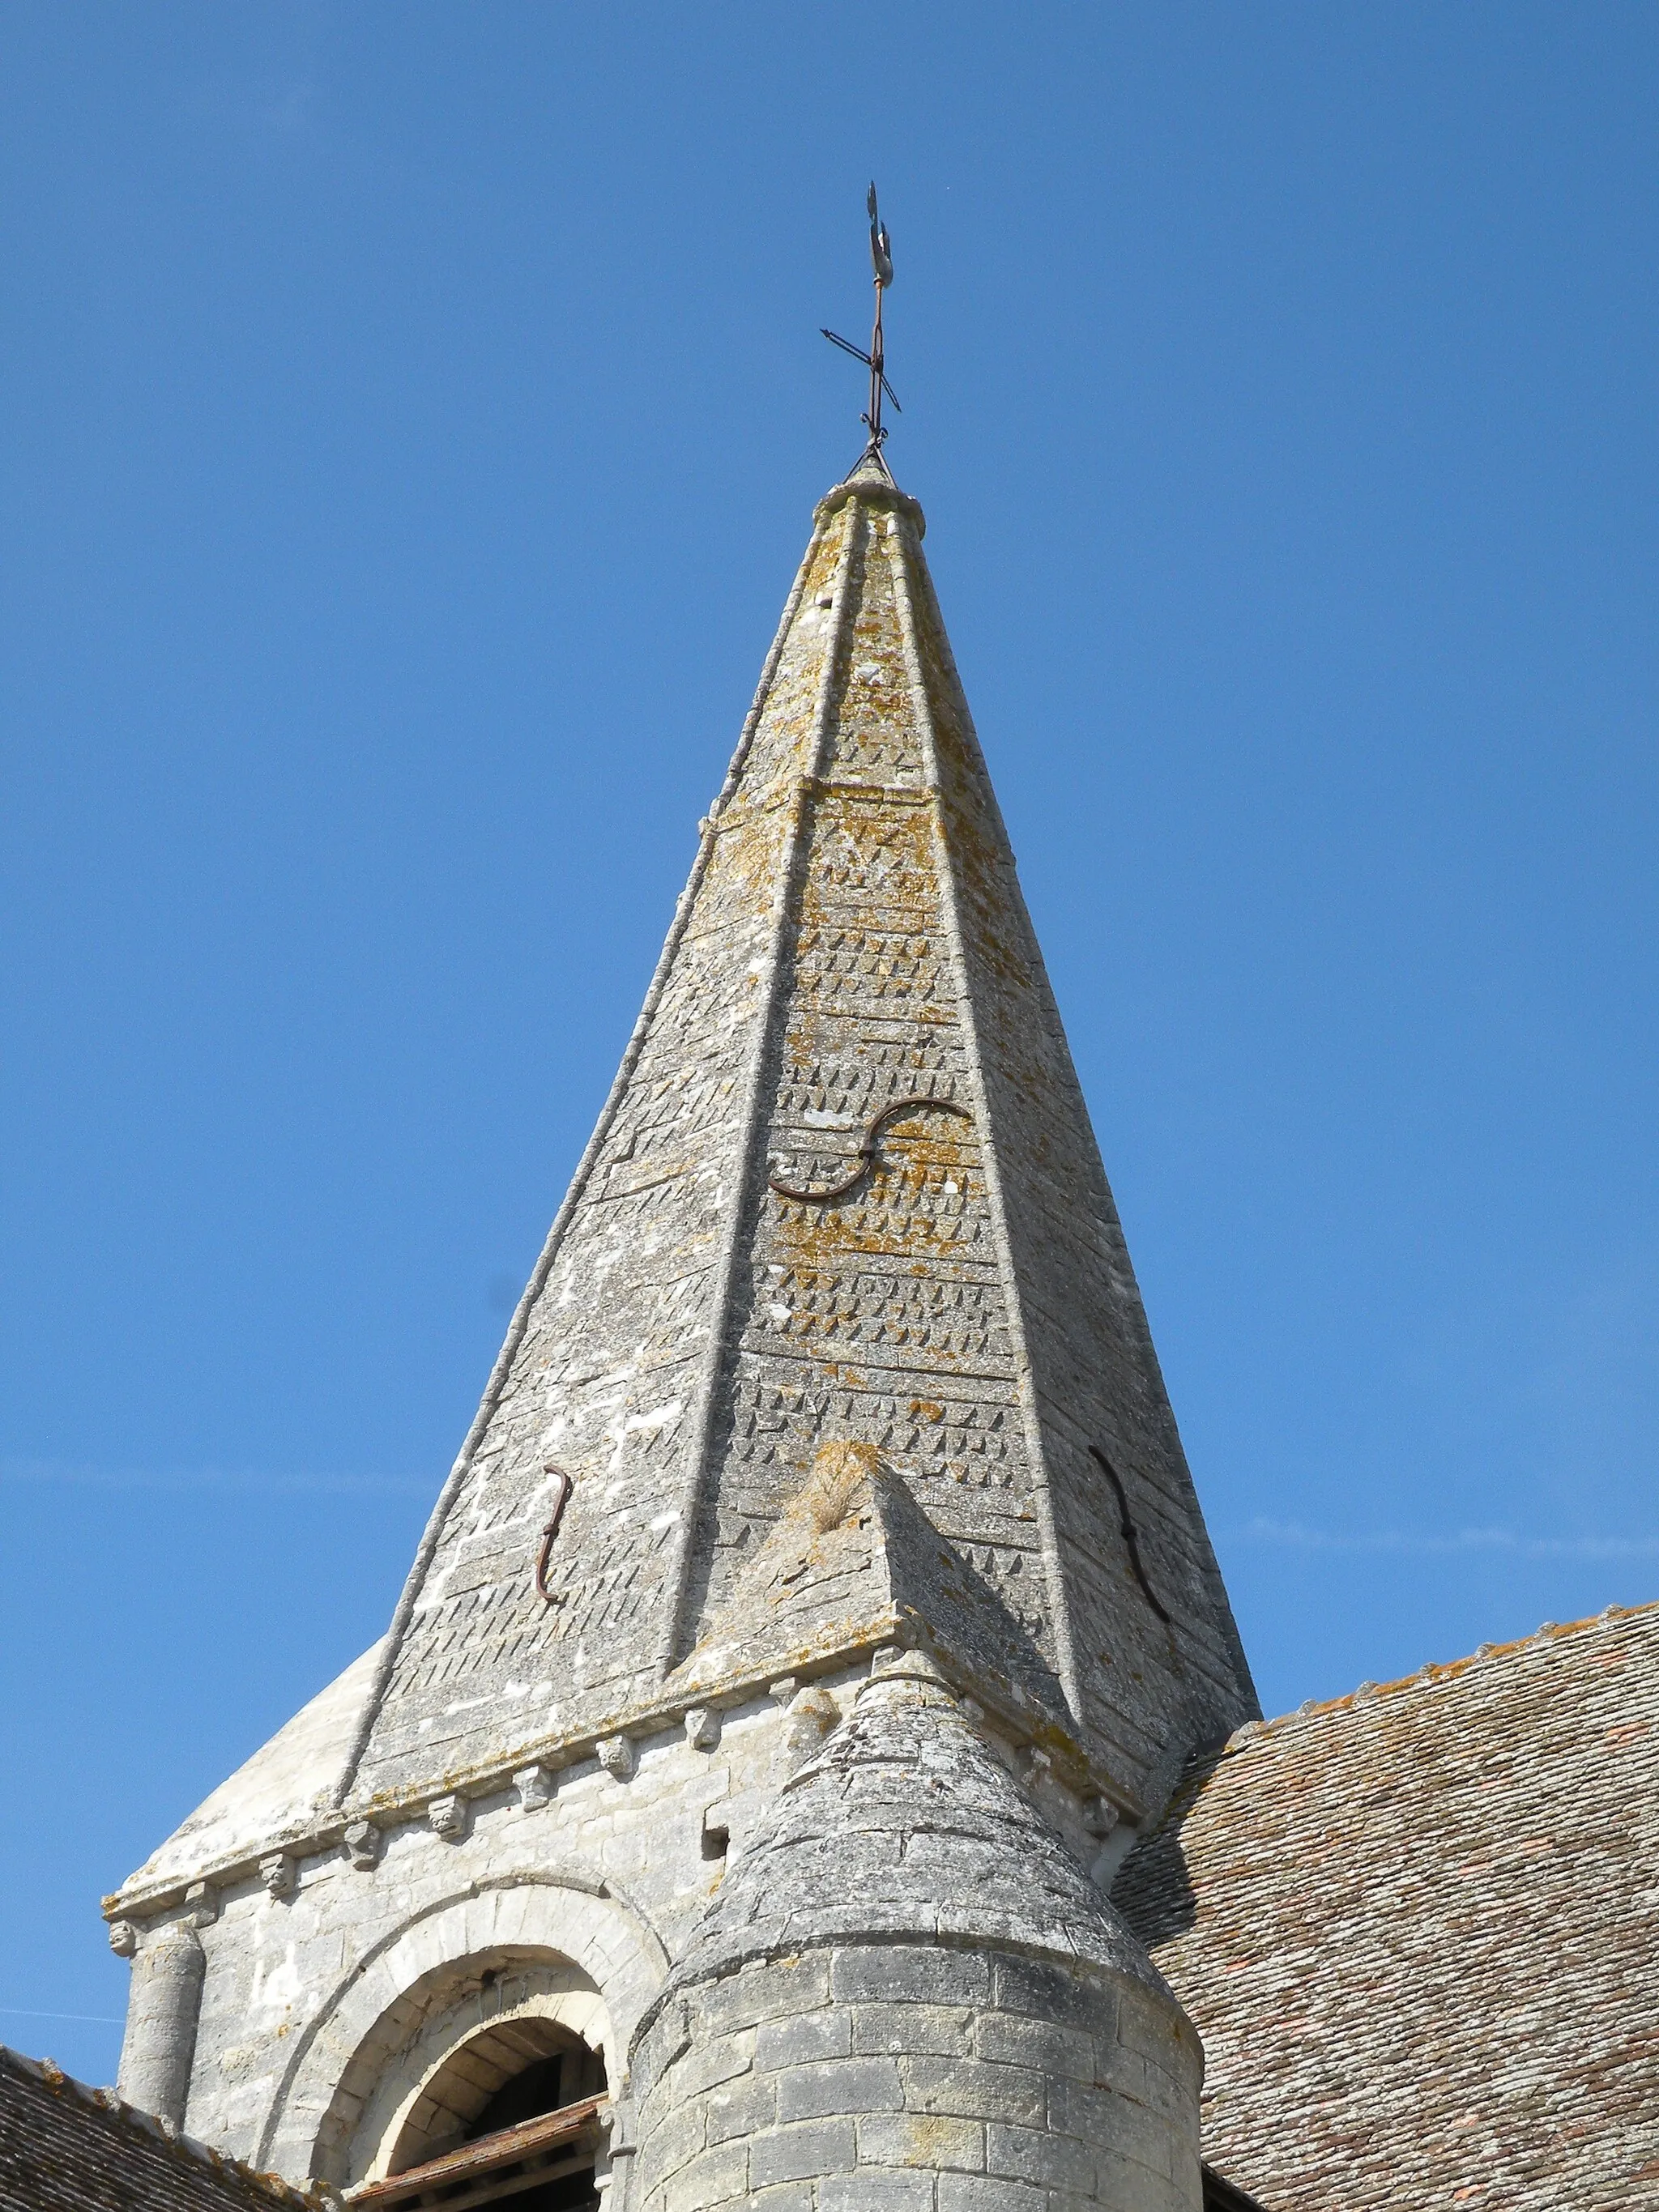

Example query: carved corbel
[596,1735,635,1782]
[258,1852,297,1899]
[343,1820,381,1871]
[429,1794,469,1843]
[683,1707,721,1751]
[514,1762,559,1809]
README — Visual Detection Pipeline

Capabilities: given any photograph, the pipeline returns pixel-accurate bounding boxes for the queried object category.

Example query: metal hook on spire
[822,181,900,465]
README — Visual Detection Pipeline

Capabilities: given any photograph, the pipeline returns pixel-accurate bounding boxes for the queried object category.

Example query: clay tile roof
[1114,1601,1659,2210]
[0,2045,341,2212]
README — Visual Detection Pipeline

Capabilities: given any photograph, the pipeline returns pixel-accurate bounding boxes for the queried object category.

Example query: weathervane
[822,181,900,463]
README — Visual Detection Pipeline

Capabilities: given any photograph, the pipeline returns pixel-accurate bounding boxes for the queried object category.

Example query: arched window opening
[455,2026,607,2152]
[359,2018,608,2210]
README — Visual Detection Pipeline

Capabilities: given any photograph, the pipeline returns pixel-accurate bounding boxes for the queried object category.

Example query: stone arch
[342,1950,611,2185]
[258,1871,667,2184]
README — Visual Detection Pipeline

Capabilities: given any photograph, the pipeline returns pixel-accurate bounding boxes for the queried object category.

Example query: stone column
[117,1919,205,2126]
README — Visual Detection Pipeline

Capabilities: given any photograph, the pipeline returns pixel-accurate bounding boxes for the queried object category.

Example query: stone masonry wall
[630,1944,1202,2212]
[161,1676,864,2188]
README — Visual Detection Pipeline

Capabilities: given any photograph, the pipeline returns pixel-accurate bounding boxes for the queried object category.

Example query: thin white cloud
[1231,1518,1659,1561]
[0,2005,124,2026]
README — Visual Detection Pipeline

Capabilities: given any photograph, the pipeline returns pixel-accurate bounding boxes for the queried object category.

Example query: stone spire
[337,457,1256,1822]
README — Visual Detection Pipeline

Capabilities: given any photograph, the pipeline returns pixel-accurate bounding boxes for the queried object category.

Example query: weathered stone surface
[117,1920,206,2128]
[107,456,1232,2209]
[629,1657,1201,2211]
[659,1657,1173,1989]
[97,426,1658,2212]
[120,1643,383,1897]
[321,456,1253,1817]
[663,1439,1076,1746]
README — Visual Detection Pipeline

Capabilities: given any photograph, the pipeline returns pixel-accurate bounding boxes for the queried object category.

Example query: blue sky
[3,5,1656,2087]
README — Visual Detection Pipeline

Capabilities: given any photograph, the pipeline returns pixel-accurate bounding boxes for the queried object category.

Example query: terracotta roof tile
[1115,1602,1659,2210]
[0,2045,340,2211]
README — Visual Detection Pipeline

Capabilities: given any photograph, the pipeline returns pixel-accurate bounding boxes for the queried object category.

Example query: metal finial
[822,181,900,462]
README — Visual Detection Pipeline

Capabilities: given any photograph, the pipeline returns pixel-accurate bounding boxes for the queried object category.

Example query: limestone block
[684,1707,721,1751]
[703,2070,778,2147]
[898,2052,1047,2129]
[514,1762,558,1809]
[855,2110,985,2171]
[830,1944,990,2008]
[851,2001,974,2058]
[820,2172,935,2212]
[972,2009,1096,2082]
[936,2175,1046,2212]
[988,2119,1098,2193]
[748,2116,856,2189]
[663,2135,747,2212]
[676,2028,756,2100]
[489,1887,546,1950]
[755,2008,851,2069]
[774,2054,903,2122]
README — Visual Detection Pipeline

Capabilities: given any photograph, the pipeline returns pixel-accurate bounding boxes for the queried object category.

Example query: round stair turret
[629,1652,1203,2210]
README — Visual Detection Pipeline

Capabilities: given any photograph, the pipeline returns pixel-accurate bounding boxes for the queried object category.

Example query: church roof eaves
[104,1613,1103,1926]
[0,2047,342,2211]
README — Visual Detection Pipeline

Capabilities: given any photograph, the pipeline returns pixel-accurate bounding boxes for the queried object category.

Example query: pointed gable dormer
[335,456,1257,1822]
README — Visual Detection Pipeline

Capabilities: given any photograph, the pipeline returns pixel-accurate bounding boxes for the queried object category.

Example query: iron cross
[822,182,901,455]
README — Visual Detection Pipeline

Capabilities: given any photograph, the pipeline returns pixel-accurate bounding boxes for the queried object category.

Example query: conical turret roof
[649,1652,1174,1997]
[338,460,1256,1817]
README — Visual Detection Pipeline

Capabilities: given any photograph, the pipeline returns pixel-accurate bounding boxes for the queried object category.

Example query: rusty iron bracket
[534,1464,574,1607]
[1088,1445,1173,1626]
[768,1094,972,1205]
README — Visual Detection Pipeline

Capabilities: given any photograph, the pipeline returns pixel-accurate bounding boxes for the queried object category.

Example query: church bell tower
[106,232,1257,2202]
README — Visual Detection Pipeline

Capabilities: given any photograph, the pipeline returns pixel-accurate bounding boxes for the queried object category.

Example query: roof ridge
[0,2044,343,2208]
[1227,1597,1659,1748]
